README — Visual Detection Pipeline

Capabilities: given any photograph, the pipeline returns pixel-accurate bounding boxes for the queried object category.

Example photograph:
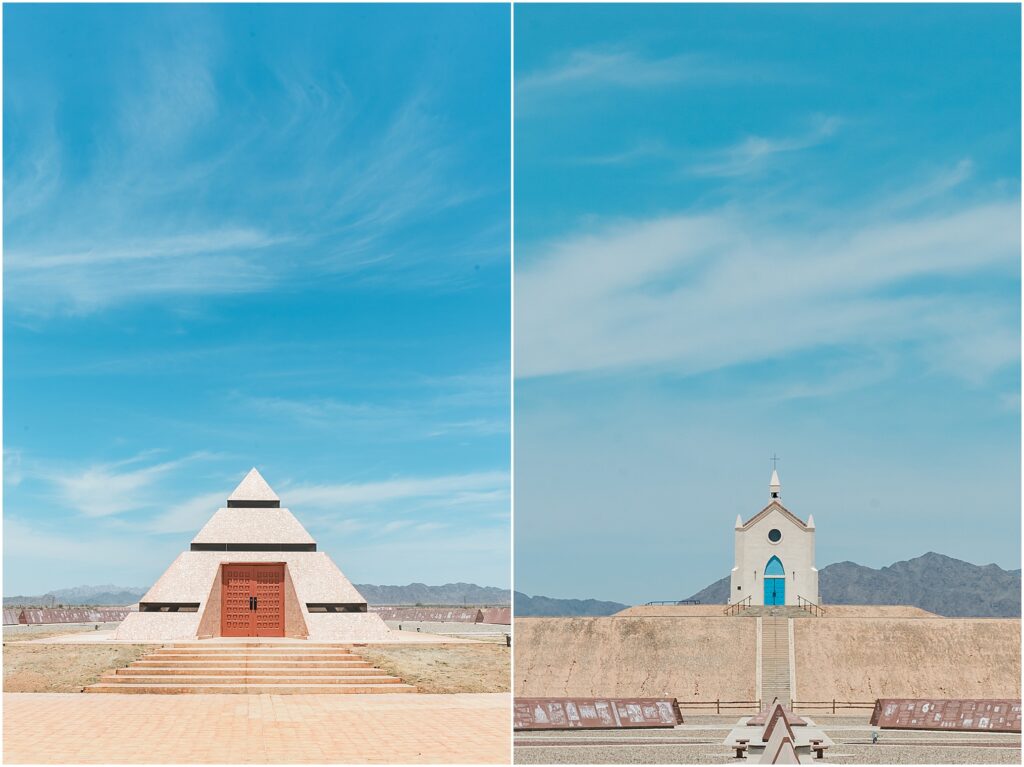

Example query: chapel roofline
[737,499,811,532]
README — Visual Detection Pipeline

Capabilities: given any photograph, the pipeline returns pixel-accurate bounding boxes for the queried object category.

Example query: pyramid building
[115,469,391,641]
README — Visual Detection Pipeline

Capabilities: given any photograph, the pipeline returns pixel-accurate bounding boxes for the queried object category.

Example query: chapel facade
[729,469,819,607]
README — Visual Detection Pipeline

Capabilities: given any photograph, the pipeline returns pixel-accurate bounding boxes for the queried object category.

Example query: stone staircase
[85,642,417,694]
[760,618,791,707]
[739,605,810,618]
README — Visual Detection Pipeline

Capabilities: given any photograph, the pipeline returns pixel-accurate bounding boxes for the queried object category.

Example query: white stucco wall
[729,503,818,606]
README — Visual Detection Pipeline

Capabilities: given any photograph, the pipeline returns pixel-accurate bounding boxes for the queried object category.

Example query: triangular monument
[115,469,390,640]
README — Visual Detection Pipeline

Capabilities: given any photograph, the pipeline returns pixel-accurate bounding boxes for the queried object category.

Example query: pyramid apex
[227,468,280,507]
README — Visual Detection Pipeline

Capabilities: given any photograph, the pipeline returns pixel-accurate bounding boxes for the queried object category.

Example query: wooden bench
[810,738,828,759]
[733,738,749,758]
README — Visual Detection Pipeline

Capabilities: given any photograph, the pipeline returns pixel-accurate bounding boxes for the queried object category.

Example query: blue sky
[4,4,510,595]
[514,4,1021,604]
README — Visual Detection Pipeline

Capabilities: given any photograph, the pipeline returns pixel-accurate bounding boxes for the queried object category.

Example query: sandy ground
[357,643,511,694]
[514,714,1022,764]
[3,622,123,642]
[4,641,151,692]
[385,620,511,638]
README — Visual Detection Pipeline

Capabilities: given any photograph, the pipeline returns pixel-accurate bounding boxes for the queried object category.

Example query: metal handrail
[724,595,752,616]
[644,599,702,606]
[797,595,826,617]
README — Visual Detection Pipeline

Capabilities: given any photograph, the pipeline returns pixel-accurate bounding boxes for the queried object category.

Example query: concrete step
[146,654,363,662]
[85,683,417,694]
[100,674,405,685]
[157,647,358,651]
[133,660,373,669]
[87,641,412,695]
[116,666,387,677]
[169,643,354,649]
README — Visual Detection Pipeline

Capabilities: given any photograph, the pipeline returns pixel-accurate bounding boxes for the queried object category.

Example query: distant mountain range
[516,553,1021,618]
[514,592,629,617]
[4,584,148,607]
[4,582,510,607]
[689,552,1020,617]
[354,582,509,605]
[8,554,1018,616]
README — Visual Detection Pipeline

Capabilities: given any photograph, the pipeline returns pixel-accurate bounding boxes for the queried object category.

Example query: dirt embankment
[514,617,756,701]
[3,643,151,692]
[795,617,1021,700]
[356,643,510,694]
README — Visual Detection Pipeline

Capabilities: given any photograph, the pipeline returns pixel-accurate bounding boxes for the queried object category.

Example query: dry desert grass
[356,642,510,693]
[3,642,151,692]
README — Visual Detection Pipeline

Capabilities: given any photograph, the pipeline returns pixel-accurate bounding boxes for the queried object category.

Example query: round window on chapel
[768,528,782,543]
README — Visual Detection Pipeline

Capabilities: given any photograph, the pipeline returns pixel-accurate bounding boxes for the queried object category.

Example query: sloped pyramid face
[114,468,390,641]
[228,467,280,506]
[193,469,314,548]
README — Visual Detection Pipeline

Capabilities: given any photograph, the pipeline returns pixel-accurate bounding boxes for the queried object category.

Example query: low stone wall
[614,605,730,617]
[514,617,757,701]
[794,617,1021,701]
[817,605,939,618]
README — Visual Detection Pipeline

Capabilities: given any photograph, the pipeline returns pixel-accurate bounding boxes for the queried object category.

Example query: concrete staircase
[760,618,791,707]
[85,642,417,694]
[740,605,810,618]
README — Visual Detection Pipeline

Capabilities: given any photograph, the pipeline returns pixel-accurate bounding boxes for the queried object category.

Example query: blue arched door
[764,556,785,605]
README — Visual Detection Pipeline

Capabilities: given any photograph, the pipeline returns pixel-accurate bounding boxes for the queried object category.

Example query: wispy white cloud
[148,491,228,534]
[4,449,24,488]
[115,33,218,152]
[234,375,508,439]
[692,116,841,177]
[38,453,211,518]
[286,471,509,509]
[8,40,502,318]
[518,48,729,95]
[2,516,180,594]
[567,140,673,167]
[144,469,508,537]
[516,189,1019,383]
[6,229,284,315]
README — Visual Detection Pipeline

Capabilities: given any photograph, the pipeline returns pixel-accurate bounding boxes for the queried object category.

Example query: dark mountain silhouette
[353,582,509,605]
[687,552,1020,617]
[514,591,628,617]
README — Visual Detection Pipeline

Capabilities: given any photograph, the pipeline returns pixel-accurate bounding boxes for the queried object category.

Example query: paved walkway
[3,692,510,763]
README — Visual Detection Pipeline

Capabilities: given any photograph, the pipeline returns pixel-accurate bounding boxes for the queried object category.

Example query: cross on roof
[770,453,781,471]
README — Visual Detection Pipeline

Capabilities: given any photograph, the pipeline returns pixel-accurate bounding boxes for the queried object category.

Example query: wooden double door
[221,563,285,637]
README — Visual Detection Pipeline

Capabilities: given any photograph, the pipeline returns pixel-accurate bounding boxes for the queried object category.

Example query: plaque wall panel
[871,699,1021,733]
[515,697,682,730]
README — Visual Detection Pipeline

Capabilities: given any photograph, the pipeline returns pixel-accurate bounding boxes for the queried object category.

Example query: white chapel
[729,469,819,607]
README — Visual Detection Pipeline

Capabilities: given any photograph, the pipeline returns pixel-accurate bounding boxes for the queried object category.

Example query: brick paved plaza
[3,692,511,764]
